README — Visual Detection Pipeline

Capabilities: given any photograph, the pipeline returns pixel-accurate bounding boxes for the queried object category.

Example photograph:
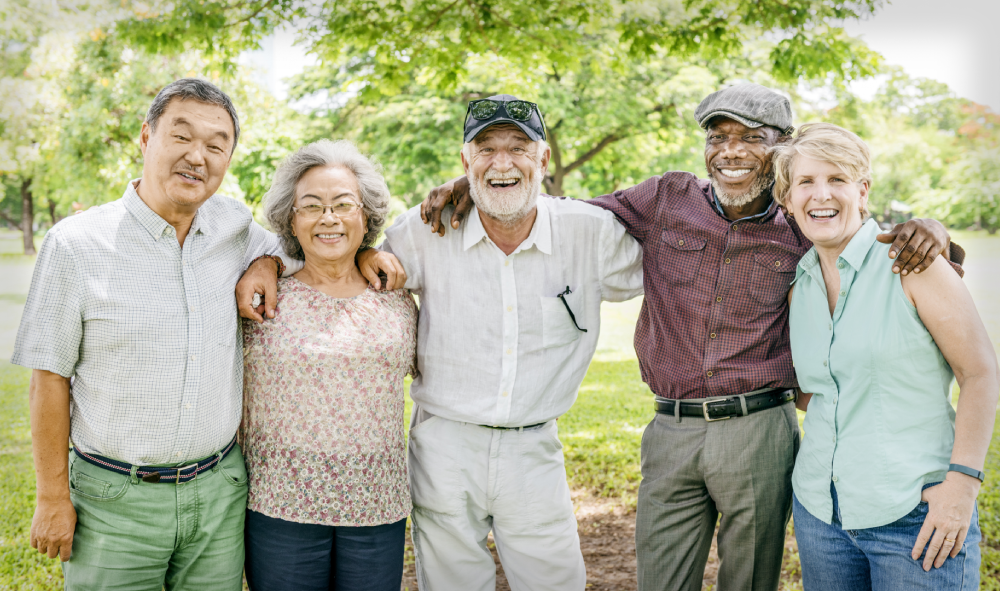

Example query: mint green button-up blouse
[789,219,955,530]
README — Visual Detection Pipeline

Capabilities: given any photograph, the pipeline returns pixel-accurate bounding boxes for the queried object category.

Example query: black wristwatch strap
[948,463,985,482]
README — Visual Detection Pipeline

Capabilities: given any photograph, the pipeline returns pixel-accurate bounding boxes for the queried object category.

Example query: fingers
[236,282,262,322]
[263,279,277,319]
[386,257,408,290]
[430,197,445,236]
[881,223,917,274]
[950,526,969,558]
[922,527,950,571]
[912,519,934,562]
[895,235,935,275]
[59,538,72,562]
[452,191,473,230]
[359,257,383,291]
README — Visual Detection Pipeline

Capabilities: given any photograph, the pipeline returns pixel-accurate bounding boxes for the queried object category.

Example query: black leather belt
[654,389,795,422]
[480,422,548,431]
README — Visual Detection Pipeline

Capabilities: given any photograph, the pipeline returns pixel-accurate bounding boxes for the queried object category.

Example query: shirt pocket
[750,248,798,305]
[540,293,585,349]
[660,230,707,285]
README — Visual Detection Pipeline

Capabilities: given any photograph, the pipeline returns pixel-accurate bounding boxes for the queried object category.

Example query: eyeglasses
[467,99,540,122]
[292,201,362,220]
[556,286,588,333]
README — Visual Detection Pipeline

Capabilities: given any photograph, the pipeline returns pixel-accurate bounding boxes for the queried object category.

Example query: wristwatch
[949,463,985,482]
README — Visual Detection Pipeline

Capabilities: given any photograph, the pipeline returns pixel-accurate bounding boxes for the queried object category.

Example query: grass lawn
[1,230,999,589]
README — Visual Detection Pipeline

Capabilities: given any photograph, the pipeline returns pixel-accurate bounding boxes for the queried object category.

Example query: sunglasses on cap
[466,99,542,123]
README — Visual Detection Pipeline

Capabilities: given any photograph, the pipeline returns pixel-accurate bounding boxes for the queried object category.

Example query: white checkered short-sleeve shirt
[12,181,289,465]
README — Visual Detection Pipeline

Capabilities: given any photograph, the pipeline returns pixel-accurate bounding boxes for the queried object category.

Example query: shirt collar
[123,178,213,240]
[462,197,552,255]
[793,218,881,284]
[839,218,881,271]
[710,184,778,223]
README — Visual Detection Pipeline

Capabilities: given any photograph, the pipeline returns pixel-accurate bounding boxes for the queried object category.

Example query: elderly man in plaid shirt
[420,83,959,591]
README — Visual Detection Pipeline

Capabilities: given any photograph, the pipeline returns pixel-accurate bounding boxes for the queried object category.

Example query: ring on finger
[943,538,956,544]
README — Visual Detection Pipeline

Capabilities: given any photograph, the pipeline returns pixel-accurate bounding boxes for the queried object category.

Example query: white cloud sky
[844,0,1000,111]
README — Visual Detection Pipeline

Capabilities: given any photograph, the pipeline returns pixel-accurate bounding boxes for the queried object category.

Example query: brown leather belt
[654,389,795,422]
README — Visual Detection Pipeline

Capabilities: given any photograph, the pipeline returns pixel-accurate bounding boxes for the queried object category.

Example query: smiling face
[462,124,550,226]
[704,117,783,208]
[139,98,234,213]
[786,155,869,251]
[291,165,368,265]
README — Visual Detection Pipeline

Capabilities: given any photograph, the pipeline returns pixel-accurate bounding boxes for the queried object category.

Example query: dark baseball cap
[694,83,794,134]
[463,94,547,143]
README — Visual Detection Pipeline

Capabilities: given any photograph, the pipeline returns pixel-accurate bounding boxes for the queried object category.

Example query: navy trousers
[244,510,406,591]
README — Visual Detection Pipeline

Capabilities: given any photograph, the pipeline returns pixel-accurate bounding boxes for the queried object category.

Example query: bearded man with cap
[419,84,962,591]
[390,95,643,590]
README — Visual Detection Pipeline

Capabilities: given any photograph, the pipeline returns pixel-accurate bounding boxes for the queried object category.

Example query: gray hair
[263,140,391,260]
[146,78,241,153]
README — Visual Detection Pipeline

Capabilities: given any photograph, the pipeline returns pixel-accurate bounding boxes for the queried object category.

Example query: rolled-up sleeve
[11,230,83,378]
[597,215,644,302]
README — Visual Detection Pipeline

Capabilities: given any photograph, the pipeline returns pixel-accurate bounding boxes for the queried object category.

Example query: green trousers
[635,403,800,591]
[62,444,248,591]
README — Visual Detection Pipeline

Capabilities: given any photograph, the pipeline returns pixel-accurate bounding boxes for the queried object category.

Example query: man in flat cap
[420,83,961,590]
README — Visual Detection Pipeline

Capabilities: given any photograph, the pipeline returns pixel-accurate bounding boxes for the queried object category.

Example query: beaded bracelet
[248,254,286,278]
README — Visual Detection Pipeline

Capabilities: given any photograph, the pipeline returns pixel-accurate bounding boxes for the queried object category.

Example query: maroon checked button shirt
[588,172,808,400]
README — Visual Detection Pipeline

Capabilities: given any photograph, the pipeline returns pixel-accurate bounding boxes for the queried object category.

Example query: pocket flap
[753,249,798,273]
[662,230,707,251]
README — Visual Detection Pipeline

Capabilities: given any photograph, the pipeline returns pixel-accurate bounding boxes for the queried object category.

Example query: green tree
[118,0,884,204]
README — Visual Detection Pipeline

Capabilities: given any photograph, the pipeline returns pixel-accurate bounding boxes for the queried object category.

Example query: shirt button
[716,296,723,303]
[838,262,845,269]
[828,323,832,330]
[506,349,512,355]
[710,333,717,339]
[706,371,713,377]
[185,403,192,409]
[502,391,509,397]
[189,306,195,312]
[175,452,181,457]
[725,258,731,264]
[507,306,513,312]
[190,355,196,361]
[832,476,839,482]
[774,260,782,268]
[504,260,510,267]
[832,397,838,404]
[732,224,739,231]
[839,290,846,296]
[823,360,828,366]
[678,239,685,246]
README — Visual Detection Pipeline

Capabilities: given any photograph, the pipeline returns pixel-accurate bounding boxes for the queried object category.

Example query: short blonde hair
[771,122,872,214]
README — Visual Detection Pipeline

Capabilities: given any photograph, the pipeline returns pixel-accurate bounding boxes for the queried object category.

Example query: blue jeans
[793,483,981,591]
[244,510,406,591]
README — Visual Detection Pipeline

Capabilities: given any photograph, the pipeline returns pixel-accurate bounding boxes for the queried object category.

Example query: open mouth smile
[488,178,520,189]
[808,209,839,220]
[176,171,204,183]
[316,233,345,242]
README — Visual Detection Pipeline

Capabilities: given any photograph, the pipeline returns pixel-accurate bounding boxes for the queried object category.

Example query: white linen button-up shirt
[12,180,294,465]
[383,198,643,427]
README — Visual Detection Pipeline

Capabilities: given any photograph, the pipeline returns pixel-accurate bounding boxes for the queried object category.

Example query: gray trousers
[635,402,800,591]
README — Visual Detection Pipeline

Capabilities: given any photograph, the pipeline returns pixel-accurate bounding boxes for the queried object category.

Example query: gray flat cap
[694,83,794,134]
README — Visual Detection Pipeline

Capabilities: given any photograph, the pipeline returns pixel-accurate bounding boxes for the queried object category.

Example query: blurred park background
[1,0,999,589]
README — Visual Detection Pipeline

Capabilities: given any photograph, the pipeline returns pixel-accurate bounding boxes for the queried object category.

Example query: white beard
[469,166,541,226]
[710,170,774,209]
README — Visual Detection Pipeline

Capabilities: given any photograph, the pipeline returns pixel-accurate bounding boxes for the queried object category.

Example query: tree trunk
[48,199,61,226]
[20,178,36,255]
[544,128,565,196]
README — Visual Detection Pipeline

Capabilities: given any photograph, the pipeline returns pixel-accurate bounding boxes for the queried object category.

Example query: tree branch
[225,0,279,28]
[563,132,621,175]
[425,0,464,32]
[0,210,19,228]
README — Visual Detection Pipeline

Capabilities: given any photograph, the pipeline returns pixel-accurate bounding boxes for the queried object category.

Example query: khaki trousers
[408,407,586,591]
[635,402,800,591]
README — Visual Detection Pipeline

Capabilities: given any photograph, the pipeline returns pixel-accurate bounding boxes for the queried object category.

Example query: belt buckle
[702,399,732,422]
[176,463,198,484]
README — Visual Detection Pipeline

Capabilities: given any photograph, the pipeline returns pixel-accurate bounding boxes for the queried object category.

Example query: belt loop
[519,426,524,433]
[213,450,224,473]
[129,465,139,485]
[738,394,749,417]
[674,398,682,423]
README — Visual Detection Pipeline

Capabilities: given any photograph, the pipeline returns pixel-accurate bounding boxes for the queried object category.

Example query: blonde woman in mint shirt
[772,122,998,591]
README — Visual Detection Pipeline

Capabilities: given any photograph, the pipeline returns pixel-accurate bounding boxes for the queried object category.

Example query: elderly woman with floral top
[240,140,417,591]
